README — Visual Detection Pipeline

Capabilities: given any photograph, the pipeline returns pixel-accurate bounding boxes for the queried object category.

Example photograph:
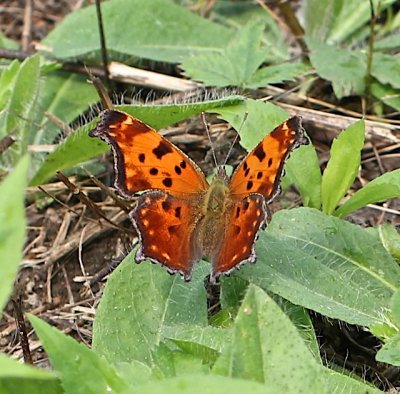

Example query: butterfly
[90,109,308,282]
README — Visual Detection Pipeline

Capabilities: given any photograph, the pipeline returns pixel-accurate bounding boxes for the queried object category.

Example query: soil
[1,1,400,392]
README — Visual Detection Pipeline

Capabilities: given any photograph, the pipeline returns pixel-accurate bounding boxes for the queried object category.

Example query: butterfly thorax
[199,172,232,255]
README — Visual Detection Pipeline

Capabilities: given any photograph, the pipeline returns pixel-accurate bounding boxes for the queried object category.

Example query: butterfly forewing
[229,116,307,201]
[90,110,209,198]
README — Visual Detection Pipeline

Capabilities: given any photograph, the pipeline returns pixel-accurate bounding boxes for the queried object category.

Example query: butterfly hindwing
[131,191,204,281]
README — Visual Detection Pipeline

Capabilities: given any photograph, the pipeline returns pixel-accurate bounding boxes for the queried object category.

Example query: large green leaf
[307,38,366,98]
[214,99,288,152]
[29,314,128,394]
[29,96,243,186]
[0,56,40,168]
[0,156,29,311]
[92,253,208,364]
[238,208,400,327]
[284,141,322,209]
[42,0,232,63]
[335,169,400,217]
[376,291,400,366]
[321,119,365,215]
[371,53,400,89]
[246,62,309,89]
[306,0,397,44]
[181,21,268,88]
[34,71,98,145]
[119,374,277,394]
[213,285,325,392]
[0,353,62,394]
[371,81,400,112]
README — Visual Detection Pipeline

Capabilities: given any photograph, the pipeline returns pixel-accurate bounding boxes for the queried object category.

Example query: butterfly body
[90,109,307,281]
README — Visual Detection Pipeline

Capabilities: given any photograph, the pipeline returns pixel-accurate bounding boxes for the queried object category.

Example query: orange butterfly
[90,110,308,282]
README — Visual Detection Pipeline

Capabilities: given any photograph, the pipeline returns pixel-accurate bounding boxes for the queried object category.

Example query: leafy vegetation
[0,0,400,393]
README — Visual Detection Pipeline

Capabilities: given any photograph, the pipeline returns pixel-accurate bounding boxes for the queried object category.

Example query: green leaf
[92,253,208,365]
[376,224,400,261]
[42,0,232,63]
[0,353,62,394]
[119,374,277,394]
[214,99,288,152]
[0,60,20,110]
[0,31,19,50]
[335,169,400,217]
[371,53,400,89]
[306,38,366,98]
[214,2,288,62]
[212,285,324,392]
[162,324,231,355]
[238,208,400,327]
[34,71,98,145]
[321,367,383,394]
[376,333,400,366]
[247,62,310,89]
[305,0,342,41]
[181,20,267,88]
[0,55,40,168]
[284,141,322,209]
[371,81,400,112]
[0,155,29,311]
[28,314,128,394]
[29,96,243,186]
[321,119,365,214]
[390,291,400,328]
[307,0,397,44]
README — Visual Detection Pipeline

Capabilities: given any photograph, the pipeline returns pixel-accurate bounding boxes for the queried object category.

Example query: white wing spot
[161,252,170,261]
[150,245,158,251]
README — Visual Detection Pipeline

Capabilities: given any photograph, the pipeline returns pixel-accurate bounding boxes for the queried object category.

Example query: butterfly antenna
[222,112,249,167]
[202,112,219,169]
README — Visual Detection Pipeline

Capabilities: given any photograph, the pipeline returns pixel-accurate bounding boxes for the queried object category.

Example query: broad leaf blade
[119,374,276,394]
[321,119,365,214]
[213,285,324,392]
[239,208,400,327]
[42,0,232,63]
[92,254,208,364]
[214,99,288,152]
[284,141,322,209]
[181,21,267,88]
[247,62,309,89]
[335,169,400,217]
[29,314,128,394]
[0,56,40,169]
[307,38,366,98]
[0,353,62,394]
[0,155,29,311]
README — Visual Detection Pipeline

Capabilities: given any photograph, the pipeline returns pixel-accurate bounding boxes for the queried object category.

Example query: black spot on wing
[268,158,273,167]
[246,181,253,191]
[153,140,173,159]
[175,207,181,218]
[162,200,171,210]
[174,165,182,175]
[163,178,172,187]
[254,144,266,162]
[149,168,158,175]
[138,153,145,163]
[180,160,187,169]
